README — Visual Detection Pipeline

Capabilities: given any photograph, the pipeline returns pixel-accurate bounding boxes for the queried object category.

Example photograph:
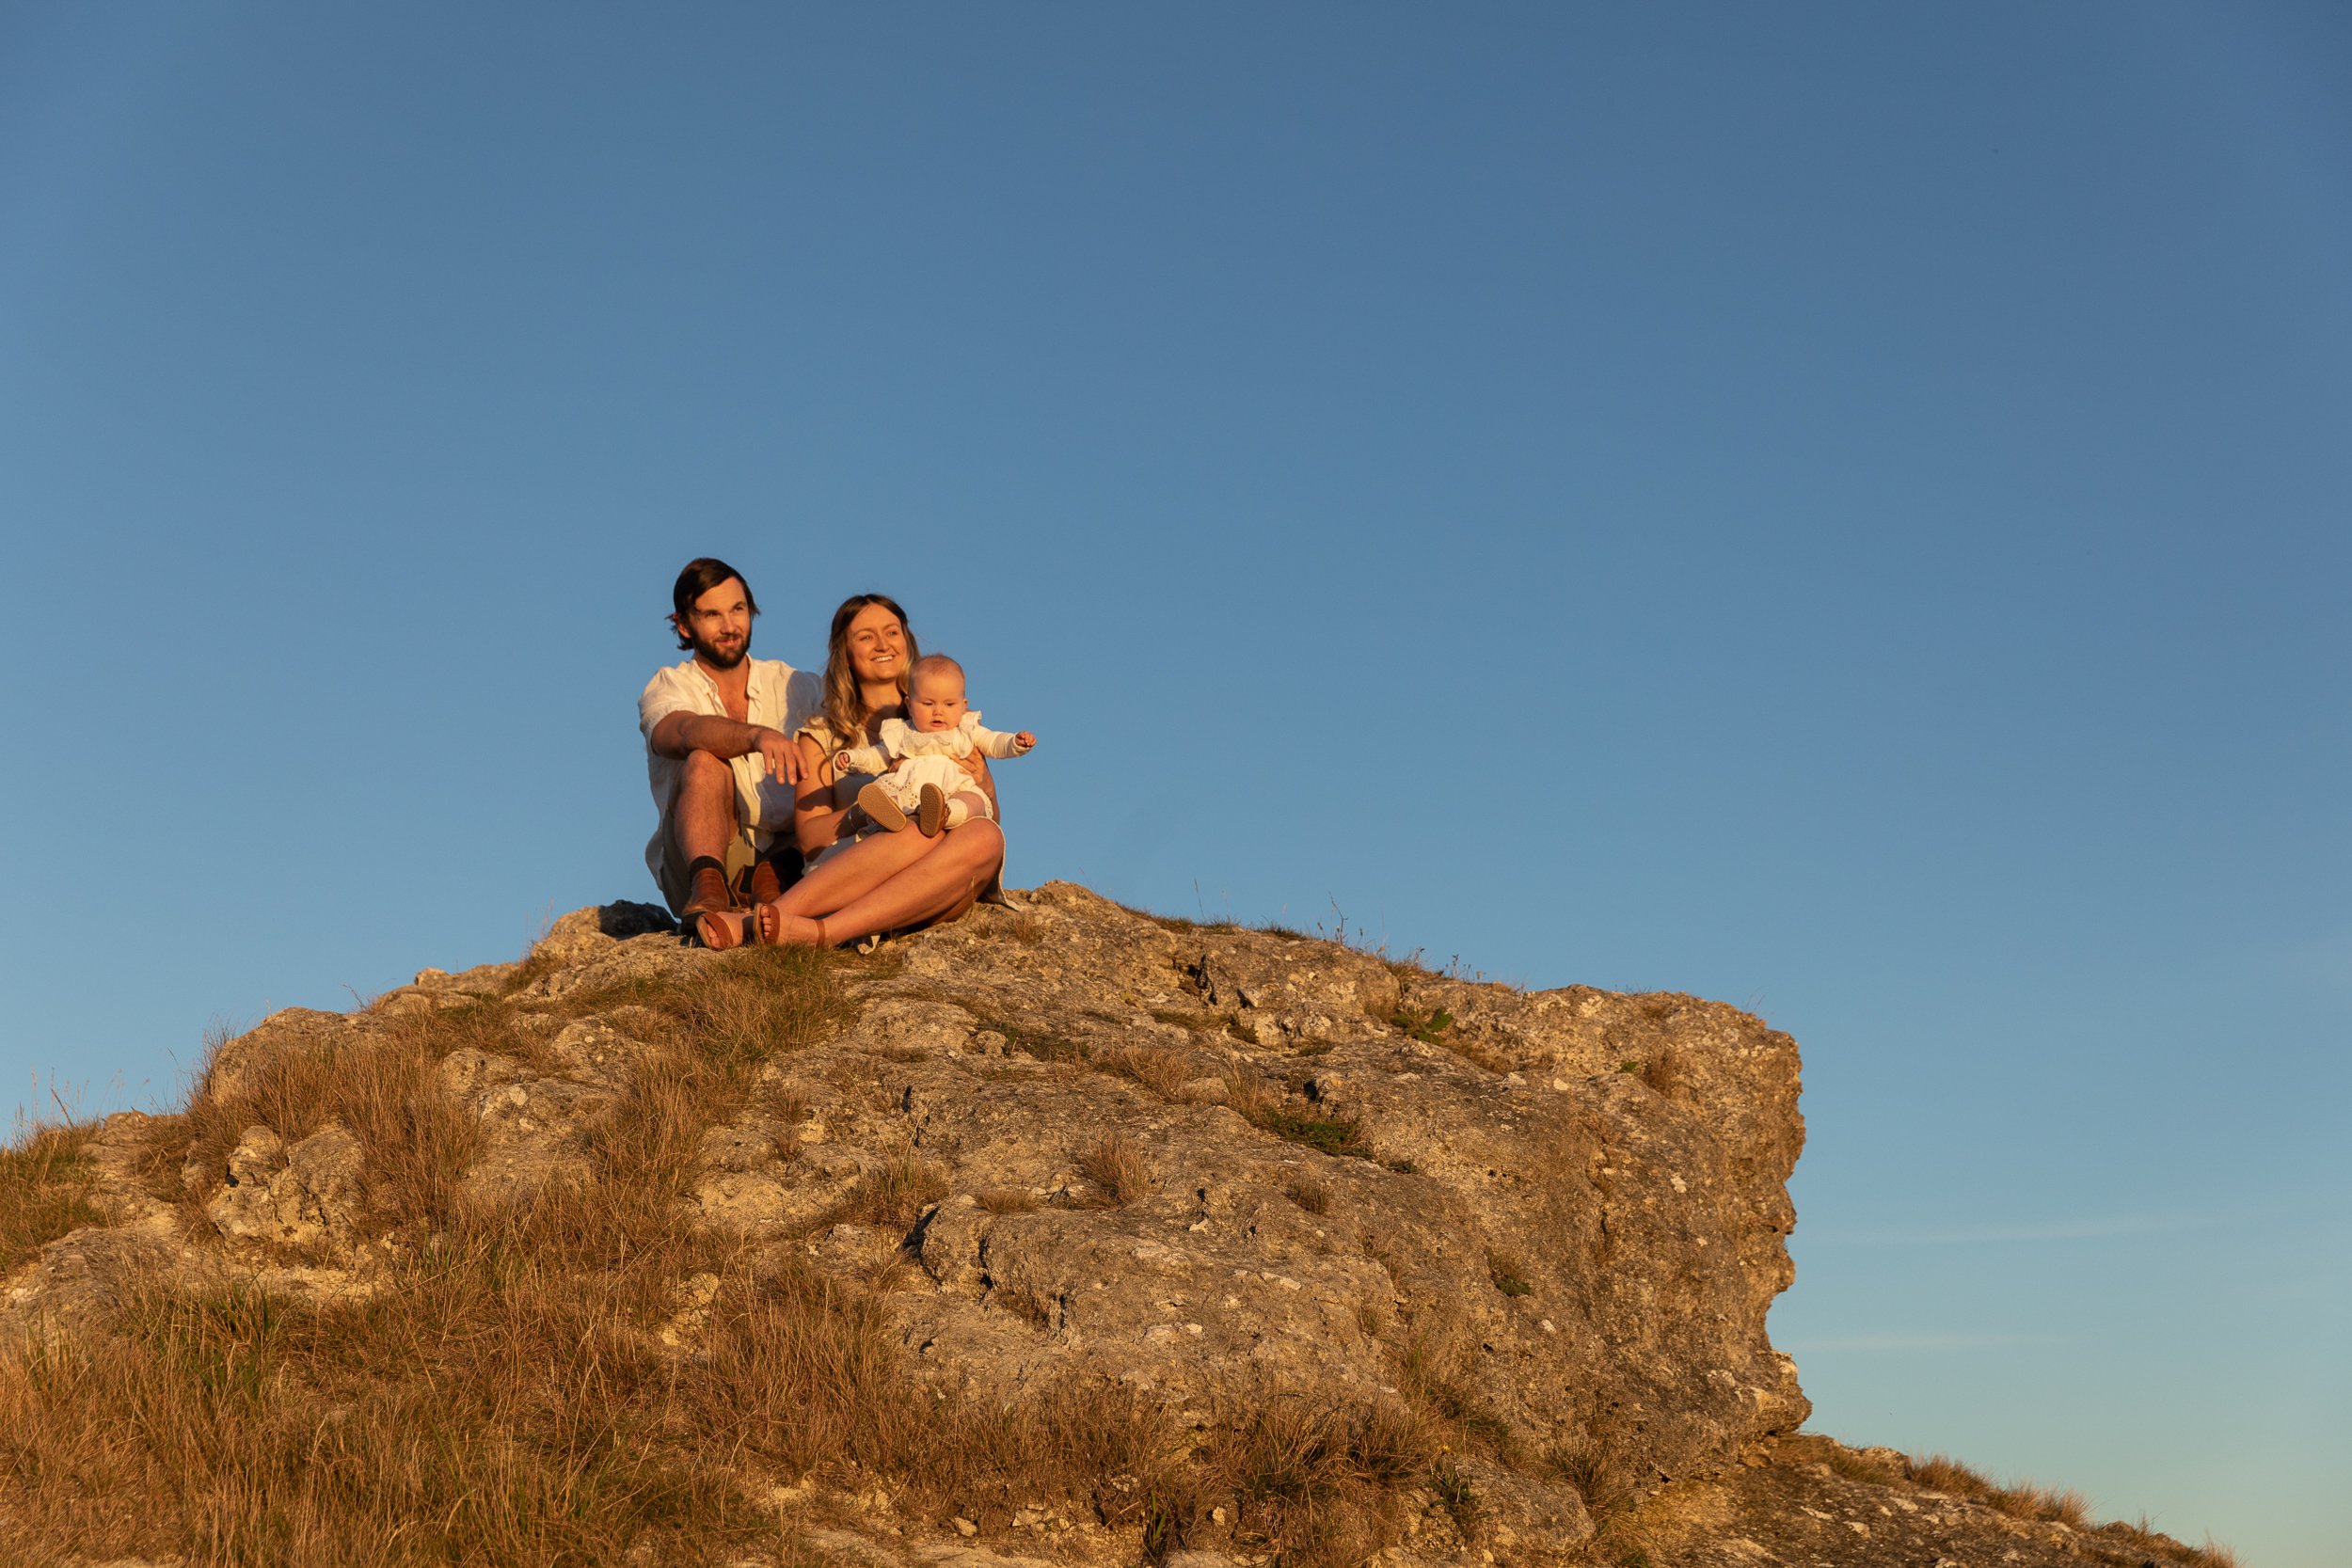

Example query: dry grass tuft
[991,1275,1059,1330]
[836,1151,950,1233]
[1095,1043,1195,1099]
[974,1186,1038,1214]
[0,1219,744,1565]
[1076,1133,1152,1207]
[1540,1439,1614,1501]
[0,1123,101,1273]
[1904,1451,2088,1527]
[176,1014,485,1233]
[1219,1069,1278,1123]
[2095,1515,2242,1568]
[675,944,848,1069]
[1402,1337,1515,1459]
[1283,1177,1330,1215]
[1200,1396,1433,1568]
[1769,1435,2229,1567]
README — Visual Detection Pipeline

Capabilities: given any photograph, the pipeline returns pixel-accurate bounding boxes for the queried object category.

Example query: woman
[745,594,1004,947]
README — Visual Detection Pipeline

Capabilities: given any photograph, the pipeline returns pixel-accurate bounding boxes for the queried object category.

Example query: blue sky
[3,5,2345,1561]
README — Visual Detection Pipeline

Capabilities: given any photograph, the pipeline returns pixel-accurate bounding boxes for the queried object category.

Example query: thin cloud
[1778,1331,2041,1353]
[1806,1212,2209,1245]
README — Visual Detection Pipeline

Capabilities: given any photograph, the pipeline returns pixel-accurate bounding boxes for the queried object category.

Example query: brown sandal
[753,908,829,949]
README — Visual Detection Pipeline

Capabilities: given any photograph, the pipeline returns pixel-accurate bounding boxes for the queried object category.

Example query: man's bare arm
[648,712,803,784]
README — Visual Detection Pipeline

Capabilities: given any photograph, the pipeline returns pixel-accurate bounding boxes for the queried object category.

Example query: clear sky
[3,5,2345,1562]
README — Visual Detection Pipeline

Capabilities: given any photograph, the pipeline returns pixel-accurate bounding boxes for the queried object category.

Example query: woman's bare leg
[818,819,1003,942]
[771,828,938,918]
[757,822,997,944]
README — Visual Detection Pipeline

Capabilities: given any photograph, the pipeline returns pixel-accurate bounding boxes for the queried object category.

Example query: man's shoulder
[639,659,715,732]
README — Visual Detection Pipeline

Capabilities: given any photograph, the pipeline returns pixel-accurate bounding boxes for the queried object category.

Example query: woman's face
[844,602,908,684]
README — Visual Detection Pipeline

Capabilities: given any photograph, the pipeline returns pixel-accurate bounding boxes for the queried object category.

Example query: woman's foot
[856,780,911,832]
[695,910,755,948]
[754,905,832,946]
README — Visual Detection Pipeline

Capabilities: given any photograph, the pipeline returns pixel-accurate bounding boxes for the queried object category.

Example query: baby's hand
[1013,732,1036,752]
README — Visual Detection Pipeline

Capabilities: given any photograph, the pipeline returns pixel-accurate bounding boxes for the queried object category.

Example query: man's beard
[691,631,749,671]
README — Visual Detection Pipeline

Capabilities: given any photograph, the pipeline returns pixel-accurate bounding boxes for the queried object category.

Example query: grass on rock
[1075,1132,1152,1208]
[0,1124,101,1274]
[0,937,1438,1568]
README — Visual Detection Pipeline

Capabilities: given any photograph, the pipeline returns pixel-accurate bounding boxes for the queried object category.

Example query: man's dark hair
[670,558,759,650]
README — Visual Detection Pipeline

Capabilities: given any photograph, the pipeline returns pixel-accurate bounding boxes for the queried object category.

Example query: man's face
[678,578,754,671]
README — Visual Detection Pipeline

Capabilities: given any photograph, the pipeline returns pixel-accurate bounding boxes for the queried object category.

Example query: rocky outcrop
[739,882,1808,1539]
[0,886,2222,1568]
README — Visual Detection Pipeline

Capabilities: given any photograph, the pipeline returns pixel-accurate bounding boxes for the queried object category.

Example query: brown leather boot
[681,855,739,948]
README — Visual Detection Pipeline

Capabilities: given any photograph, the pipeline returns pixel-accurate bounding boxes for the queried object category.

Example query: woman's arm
[792,734,856,857]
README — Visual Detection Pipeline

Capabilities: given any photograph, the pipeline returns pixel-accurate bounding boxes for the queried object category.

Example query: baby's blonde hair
[909,653,965,690]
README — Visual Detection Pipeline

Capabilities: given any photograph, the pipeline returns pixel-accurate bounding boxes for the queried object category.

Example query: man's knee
[680,749,735,796]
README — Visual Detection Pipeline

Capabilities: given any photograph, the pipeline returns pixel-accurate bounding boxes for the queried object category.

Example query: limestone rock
[848,883,1804,1505]
[2,887,2217,1568]
[198,1006,352,1102]
[508,901,703,1002]
[436,1046,618,1204]
[205,1121,364,1246]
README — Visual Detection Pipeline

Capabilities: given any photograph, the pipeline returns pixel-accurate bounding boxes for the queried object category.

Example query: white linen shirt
[638,656,821,882]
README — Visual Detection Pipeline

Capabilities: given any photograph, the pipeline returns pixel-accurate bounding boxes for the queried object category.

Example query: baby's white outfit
[837,714,1029,823]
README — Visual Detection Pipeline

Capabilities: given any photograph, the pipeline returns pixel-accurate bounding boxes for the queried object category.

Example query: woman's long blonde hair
[819,593,917,749]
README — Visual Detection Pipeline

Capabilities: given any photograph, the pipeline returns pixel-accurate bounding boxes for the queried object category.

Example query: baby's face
[907,670,969,732]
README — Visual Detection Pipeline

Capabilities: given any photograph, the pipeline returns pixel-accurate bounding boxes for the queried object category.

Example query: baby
[838,653,1036,836]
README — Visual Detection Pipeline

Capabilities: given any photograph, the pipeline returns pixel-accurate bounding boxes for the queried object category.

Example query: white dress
[835,713,1031,823]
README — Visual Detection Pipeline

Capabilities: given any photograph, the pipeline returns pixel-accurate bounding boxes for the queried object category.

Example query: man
[640,558,821,946]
